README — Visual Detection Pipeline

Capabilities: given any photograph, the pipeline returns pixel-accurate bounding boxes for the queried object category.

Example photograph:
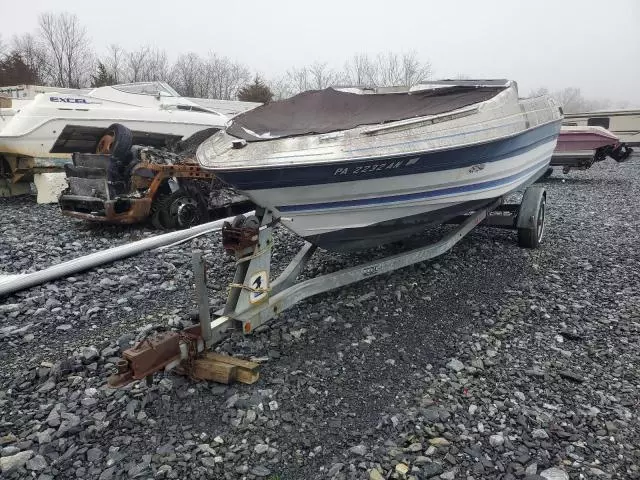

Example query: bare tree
[375,52,402,86]
[343,53,378,86]
[400,51,432,86]
[125,46,170,83]
[269,75,296,100]
[38,12,93,88]
[553,87,584,112]
[126,46,150,82]
[284,66,312,93]
[279,62,339,96]
[528,87,549,97]
[144,47,169,82]
[530,86,612,113]
[553,87,607,113]
[102,44,126,84]
[202,53,251,100]
[170,52,203,97]
[342,51,432,89]
[308,62,339,90]
[371,51,431,87]
[11,33,49,84]
[0,35,5,58]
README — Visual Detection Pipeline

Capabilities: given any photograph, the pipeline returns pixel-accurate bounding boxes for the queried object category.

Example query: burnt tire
[102,123,133,161]
[153,189,208,229]
[150,197,167,229]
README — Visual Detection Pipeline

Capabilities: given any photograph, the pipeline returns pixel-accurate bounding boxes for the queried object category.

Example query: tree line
[0,11,627,110]
[0,12,433,104]
[529,87,628,113]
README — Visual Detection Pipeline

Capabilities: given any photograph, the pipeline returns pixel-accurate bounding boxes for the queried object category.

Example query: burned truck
[58,124,252,228]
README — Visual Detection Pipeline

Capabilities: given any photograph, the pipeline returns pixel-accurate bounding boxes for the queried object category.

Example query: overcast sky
[2,0,639,105]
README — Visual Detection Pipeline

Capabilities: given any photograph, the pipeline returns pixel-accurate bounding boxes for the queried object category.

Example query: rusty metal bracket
[107,325,201,387]
[221,223,259,253]
[107,323,260,387]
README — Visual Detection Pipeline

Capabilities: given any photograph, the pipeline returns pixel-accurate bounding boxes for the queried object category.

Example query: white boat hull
[266,141,555,238]
[0,116,221,158]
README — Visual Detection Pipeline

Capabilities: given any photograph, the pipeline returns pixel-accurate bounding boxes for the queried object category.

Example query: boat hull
[0,117,219,158]
[554,125,619,155]
[218,124,559,251]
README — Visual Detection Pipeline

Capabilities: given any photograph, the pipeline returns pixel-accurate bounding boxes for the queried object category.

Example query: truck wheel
[153,190,208,229]
[97,123,133,160]
[517,186,546,249]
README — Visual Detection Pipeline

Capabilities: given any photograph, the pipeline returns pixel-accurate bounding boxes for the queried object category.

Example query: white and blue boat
[197,79,563,251]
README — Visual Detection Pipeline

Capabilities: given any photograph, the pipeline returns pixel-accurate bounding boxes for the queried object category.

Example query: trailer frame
[108,185,547,387]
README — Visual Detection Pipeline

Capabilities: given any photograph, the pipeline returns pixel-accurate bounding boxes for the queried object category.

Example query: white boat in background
[0,84,260,120]
[198,79,563,251]
[0,82,235,199]
[0,81,229,159]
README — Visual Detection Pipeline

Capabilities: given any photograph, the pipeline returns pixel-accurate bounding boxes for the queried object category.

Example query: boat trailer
[108,185,547,387]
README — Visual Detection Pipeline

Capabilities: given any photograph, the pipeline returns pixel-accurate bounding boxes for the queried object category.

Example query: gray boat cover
[227,86,506,142]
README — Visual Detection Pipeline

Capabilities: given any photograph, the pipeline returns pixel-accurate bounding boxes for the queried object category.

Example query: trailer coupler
[108,324,259,387]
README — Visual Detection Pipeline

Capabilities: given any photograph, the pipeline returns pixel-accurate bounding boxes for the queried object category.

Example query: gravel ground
[1,159,639,480]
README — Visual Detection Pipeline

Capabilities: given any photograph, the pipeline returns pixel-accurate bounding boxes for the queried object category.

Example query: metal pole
[0,211,254,298]
[192,251,212,347]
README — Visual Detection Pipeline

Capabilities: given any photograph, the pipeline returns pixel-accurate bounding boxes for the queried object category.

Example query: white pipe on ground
[0,212,253,297]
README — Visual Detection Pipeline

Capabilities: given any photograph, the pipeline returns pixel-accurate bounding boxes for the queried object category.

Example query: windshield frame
[111,82,180,97]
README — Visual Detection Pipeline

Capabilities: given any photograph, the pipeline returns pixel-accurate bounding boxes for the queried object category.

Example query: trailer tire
[517,186,546,249]
[100,123,133,160]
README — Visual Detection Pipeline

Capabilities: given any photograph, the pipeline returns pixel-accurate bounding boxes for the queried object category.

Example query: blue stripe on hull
[302,162,551,252]
[216,121,561,191]
[278,156,550,213]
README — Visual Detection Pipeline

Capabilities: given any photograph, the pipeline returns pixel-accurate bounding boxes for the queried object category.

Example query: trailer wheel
[517,186,546,249]
[97,123,133,160]
[153,189,208,229]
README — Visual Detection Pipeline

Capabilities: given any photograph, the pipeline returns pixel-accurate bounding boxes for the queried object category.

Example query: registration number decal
[333,157,419,176]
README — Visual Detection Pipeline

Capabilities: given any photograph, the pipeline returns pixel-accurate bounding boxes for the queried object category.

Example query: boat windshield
[112,82,180,97]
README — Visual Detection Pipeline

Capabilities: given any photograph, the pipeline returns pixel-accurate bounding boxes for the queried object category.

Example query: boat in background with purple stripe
[550,125,633,174]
